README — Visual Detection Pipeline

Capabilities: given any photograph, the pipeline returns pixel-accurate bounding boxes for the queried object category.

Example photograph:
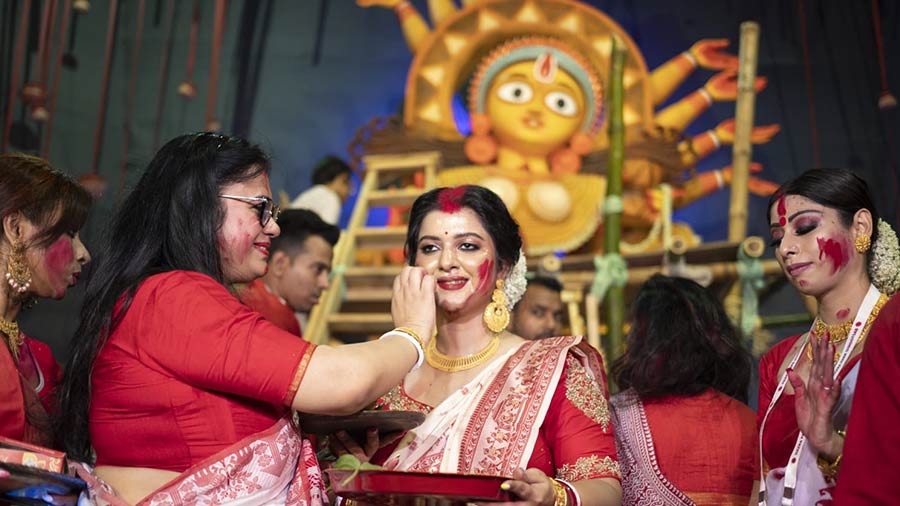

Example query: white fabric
[290,185,341,225]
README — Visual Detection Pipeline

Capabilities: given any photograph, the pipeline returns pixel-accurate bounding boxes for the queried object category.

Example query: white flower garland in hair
[503,249,528,310]
[869,219,900,296]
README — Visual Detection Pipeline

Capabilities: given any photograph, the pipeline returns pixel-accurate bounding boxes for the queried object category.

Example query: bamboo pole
[725,21,760,324]
[602,36,627,365]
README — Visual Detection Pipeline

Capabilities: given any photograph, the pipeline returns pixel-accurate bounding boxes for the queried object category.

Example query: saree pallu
[611,390,753,506]
[384,336,603,475]
[75,417,325,506]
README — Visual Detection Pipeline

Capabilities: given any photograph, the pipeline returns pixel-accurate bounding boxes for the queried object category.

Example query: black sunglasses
[219,194,281,227]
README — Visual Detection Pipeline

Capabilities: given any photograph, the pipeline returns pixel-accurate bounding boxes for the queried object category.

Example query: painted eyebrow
[769,209,822,228]
[417,232,486,244]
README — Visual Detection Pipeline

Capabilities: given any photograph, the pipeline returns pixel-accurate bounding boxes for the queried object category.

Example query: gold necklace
[0,316,22,359]
[807,293,889,365]
[426,333,501,372]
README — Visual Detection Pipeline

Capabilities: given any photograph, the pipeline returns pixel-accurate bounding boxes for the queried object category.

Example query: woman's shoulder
[760,333,804,367]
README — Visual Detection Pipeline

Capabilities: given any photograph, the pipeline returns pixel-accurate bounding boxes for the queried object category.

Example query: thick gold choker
[0,317,22,359]
[807,293,889,364]
[426,334,500,372]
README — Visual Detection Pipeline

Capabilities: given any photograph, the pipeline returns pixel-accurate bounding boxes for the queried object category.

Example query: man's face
[511,284,564,340]
[271,235,333,312]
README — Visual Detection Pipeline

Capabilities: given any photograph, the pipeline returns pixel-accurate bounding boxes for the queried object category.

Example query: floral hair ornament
[869,219,900,295]
[503,248,528,310]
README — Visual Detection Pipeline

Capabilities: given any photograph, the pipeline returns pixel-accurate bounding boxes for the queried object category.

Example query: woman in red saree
[609,274,756,506]
[757,168,898,506]
[0,154,92,447]
[335,186,622,506]
[55,133,437,505]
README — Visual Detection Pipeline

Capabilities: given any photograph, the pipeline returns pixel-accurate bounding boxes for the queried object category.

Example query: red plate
[298,411,425,436]
[327,469,513,505]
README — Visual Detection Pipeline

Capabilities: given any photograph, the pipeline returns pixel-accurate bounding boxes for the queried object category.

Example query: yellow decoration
[426,333,501,372]
[483,279,510,333]
[855,234,871,254]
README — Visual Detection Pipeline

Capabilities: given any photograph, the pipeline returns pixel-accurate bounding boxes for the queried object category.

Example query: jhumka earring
[483,279,510,334]
[855,234,872,254]
[5,240,32,294]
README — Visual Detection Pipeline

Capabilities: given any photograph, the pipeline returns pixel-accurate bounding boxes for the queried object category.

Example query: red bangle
[556,479,582,506]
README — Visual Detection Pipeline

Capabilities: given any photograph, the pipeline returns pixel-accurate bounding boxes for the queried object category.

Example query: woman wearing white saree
[334,186,622,506]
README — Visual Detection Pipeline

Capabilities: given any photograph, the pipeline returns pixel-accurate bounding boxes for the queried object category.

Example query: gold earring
[855,234,871,254]
[5,240,32,294]
[483,279,509,334]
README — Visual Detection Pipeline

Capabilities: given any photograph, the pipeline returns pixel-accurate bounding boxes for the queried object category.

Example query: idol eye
[544,91,578,117]
[496,82,534,104]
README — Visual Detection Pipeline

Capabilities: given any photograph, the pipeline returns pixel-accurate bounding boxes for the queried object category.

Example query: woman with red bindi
[757,168,900,505]
[330,186,623,506]
[0,154,92,447]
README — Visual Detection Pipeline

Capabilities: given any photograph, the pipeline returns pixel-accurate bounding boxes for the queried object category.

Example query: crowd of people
[0,133,898,506]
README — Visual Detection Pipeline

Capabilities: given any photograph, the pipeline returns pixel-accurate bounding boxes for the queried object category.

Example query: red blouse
[372,352,620,482]
[0,336,60,444]
[90,271,316,472]
[757,334,861,470]
[643,390,758,499]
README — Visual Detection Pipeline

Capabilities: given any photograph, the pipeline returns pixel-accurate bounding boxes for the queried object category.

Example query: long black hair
[612,275,752,403]
[405,186,522,272]
[768,168,880,249]
[56,133,269,460]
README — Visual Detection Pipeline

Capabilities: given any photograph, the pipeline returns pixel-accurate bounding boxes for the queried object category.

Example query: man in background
[290,155,352,226]
[240,209,339,337]
[510,276,565,340]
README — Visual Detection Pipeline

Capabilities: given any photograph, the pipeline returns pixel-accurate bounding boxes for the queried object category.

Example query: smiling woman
[757,168,900,505]
[56,132,438,505]
[0,154,92,447]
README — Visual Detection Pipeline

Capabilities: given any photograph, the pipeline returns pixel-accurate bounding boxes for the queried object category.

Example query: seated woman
[0,153,92,447]
[335,186,622,506]
[757,168,899,505]
[609,275,756,505]
[56,133,437,505]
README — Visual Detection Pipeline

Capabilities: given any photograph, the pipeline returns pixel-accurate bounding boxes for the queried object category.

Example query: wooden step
[327,313,394,334]
[343,265,402,286]
[366,188,423,207]
[344,287,393,303]
[354,227,407,250]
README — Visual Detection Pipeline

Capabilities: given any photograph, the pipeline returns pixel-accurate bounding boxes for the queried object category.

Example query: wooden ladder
[305,151,441,344]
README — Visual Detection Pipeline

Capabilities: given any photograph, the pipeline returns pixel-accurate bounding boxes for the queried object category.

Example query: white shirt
[289,184,341,225]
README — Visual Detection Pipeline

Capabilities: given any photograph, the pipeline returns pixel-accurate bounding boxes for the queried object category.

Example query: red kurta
[239,279,303,337]
[833,295,900,505]
[757,334,862,470]
[90,271,316,472]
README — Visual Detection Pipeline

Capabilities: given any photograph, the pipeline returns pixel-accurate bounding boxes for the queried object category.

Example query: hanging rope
[2,0,32,152]
[42,0,73,158]
[151,0,176,151]
[178,0,201,99]
[796,0,821,166]
[871,0,897,109]
[89,0,119,181]
[31,0,57,121]
[204,0,227,131]
[116,0,146,203]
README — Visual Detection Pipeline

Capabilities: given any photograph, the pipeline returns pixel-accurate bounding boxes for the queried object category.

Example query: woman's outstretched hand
[787,334,843,458]
[498,468,557,506]
[391,266,436,346]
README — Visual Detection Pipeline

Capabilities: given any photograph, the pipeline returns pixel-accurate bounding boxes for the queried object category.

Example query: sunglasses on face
[219,194,281,227]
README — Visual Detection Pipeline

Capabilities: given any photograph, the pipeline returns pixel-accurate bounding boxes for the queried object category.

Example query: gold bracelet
[393,327,425,349]
[816,429,846,478]
[549,478,568,506]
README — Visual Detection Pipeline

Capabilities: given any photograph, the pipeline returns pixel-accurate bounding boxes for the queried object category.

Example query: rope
[796,0,821,166]
[42,0,72,158]
[590,253,628,305]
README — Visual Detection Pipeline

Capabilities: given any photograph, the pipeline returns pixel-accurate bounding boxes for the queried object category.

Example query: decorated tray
[0,462,86,503]
[298,410,425,436]
[327,469,512,505]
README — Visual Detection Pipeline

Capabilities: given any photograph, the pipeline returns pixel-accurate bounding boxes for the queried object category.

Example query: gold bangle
[393,327,425,349]
[549,478,568,506]
[816,429,846,478]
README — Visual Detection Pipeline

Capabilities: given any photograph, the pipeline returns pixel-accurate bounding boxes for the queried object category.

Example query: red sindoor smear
[777,196,787,226]
[836,308,851,320]
[817,237,848,274]
[476,259,494,294]
[437,186,467,213]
